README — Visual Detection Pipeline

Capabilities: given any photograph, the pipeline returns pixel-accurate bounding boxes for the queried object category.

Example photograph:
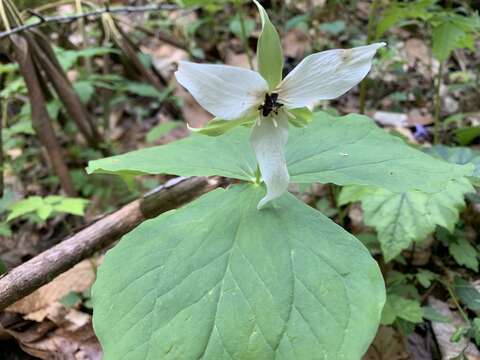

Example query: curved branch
[0,176,221,310]
[0,3,180,39]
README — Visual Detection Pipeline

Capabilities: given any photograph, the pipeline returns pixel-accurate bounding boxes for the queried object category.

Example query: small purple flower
[413,125,429,141]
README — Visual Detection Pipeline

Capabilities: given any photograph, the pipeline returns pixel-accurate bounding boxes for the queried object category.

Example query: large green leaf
[339,178,474,261]
[93,184,385,360]
[88,112,473,193]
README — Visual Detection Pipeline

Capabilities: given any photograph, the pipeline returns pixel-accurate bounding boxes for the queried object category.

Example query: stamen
[272,118,278,127]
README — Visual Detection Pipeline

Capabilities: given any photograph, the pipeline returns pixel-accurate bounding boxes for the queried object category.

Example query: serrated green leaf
[381,294,423,325]
[416,270,437,288]
[422,306,450,323]
[87,112,473,195]
[93,184,385,360]
[7,196,44,222]
[7,196,88,221]
[449,238,479,272]
[37,204,54,220]
[453,277,480,312]
[253,0,283,90]
[51,197,89,216]
[432,21,466,61]
[376,0,434,38]
[340,177,474,261]
[427,145,480,179]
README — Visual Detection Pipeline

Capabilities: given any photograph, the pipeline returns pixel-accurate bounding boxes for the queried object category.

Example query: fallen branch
[0,3,180,39]
[0,176,221,310]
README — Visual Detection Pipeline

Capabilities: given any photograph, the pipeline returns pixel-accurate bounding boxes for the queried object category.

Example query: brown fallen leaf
[363,326,409,360]
[146,42,189,80]
[282,28,311,59]
[7,259,96,319]
[2,309,101,360]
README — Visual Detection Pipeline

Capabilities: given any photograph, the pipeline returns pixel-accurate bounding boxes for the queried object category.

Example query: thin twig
[0,3,179,39]
[433,61,444,144]
[358,0,380,114]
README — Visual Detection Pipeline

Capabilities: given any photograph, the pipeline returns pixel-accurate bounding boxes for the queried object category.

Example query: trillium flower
[175,1,385,209]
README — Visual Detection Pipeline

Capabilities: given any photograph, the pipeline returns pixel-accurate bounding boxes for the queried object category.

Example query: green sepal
[286,107,313,128]
[188,116,256,137]
[253,0,283,90]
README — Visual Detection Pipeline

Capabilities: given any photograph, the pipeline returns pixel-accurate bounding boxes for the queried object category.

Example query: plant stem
[433,61,444,144]
[236,1,254,70]
[75,0,92,73]
[444,281,470,325]
[0,84,6,198]
[358,0,380,114]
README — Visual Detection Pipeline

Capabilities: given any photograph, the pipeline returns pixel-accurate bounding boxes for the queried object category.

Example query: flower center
[258,93,283,117]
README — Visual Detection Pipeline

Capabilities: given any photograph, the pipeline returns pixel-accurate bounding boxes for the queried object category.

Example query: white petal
[175,61,268,120]
[277,42,386,108]
[250,113,289,209]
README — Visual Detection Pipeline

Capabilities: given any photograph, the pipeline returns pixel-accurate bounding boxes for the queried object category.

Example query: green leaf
[376,0,434,38]
[188,116,255,137]
[7,196,88,221]
[339,178,474,261]
[319,20,346,35]
[7,196,44,222]
[432,21,466,61]
[50,197,89,216]
[74,81,95,104]
[55,46,117,71]
[427,145,480,179]
[453,277,480,312]
[456,126,480,146]
[146,122,181,143]
[254,0,283,90]
[422,306,450,323]
[416,270,436,288]
[229,15,255,41]
[381,294,423,325]
[473,318,480,345]
[0,223,11,237]
[449,238,479,272]
[93,184,385,360]
[87,112,473,194]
